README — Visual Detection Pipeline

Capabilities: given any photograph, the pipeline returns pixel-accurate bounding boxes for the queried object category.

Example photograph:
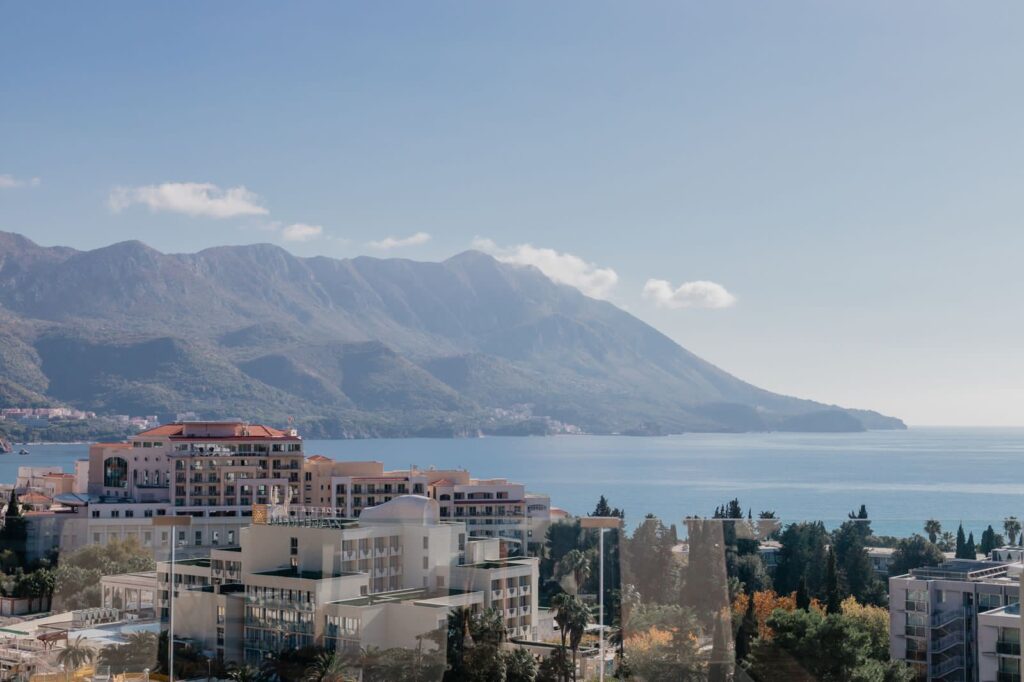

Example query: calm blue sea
[12,427,1024,538]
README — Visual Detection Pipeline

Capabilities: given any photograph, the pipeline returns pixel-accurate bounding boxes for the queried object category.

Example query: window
[125,510,134,518]
[290,537,298,555]
[423,536,429,550]
[228,530,235,544]
[423,556,429,570]
[144,509,153,518]
[91,510,100,518]
[195,530,202,545]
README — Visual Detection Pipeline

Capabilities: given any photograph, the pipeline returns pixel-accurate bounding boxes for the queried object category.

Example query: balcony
[998,640,1023,656]
[998,673,1022,682]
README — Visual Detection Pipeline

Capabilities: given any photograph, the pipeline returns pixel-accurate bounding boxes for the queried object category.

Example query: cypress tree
[795,576,810,611]
[965,532,977,559]
[736,594,757,664]
[825,548,841,614]
[955,524,967,559]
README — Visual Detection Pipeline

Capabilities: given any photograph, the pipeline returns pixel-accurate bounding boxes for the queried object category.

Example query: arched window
[104,457,129,489]
[439,494,451,501]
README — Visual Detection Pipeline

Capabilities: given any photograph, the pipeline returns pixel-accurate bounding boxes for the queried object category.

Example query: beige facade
[157,496,539,664]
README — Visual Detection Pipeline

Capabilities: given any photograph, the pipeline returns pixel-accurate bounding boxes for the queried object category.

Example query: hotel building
[299,459,552,555]
[157,495,539,664]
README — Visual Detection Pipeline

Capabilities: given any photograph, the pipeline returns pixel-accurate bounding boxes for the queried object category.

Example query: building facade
[157,496,540,664]
[890,560,1022,681]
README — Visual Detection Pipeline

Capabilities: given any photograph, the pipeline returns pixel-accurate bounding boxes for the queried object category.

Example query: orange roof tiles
[430,479,454,486]
[135,422,294,439]
[20,493,52,504]
[307,455,332,462]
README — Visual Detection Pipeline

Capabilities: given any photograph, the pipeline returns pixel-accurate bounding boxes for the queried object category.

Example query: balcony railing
[998,640,1023,656]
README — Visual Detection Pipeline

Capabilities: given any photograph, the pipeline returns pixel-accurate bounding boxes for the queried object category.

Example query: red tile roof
[307,455,332,462]
[135,422,295,439]
[20,493,52,504]
[430,479,454,486]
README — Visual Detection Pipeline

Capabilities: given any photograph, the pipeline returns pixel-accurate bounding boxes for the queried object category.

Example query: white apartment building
[156,496,539,665]
[890,560,1023,682]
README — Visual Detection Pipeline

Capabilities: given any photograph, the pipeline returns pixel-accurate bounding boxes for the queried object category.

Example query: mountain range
[0,231,904,436]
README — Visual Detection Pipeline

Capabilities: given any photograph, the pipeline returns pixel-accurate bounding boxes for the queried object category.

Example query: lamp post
[153,516,192,682]
[580,516,622,682]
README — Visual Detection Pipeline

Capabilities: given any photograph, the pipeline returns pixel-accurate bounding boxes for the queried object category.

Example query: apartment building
[302,459,552,555]
[890,560,1023,681]
[157,495,539,664]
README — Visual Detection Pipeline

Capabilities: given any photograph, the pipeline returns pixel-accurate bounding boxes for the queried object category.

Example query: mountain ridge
[0,231,904,436]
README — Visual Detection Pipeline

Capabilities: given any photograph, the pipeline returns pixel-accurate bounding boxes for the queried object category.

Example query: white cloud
[0,174,40,189]
[367,232,432,250]
[472,237,619,299]
[108,182,268,219]
[642,278,737,309]
[281,223,324,242]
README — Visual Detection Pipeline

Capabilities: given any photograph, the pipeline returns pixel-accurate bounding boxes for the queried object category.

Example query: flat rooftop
[910,560,1013,581]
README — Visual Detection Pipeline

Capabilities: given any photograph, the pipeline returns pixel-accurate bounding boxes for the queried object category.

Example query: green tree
[1005,517,1021,546]
[556,549,592,595]
[965,532,977,559]
[889,535,945,577]
[774,522,830,597]
[923,519,941,545]
[56,635,95,672]
[825,548,842,615]
[746,608,915,682]
[955,524,967,558]
[504,648,537,682]
[735,592,757,664]
[303,651,353,682]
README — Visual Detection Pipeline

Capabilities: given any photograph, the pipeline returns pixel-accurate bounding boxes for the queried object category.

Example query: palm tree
[565,598,590,681]
[122,631,158,669]
[97,643,133,676]
[470,607,507,647]
[1005,517,1021,546]
[557,549,592,594]
[56,635,95,672]
[551,592,589,682]
[924,519,942,544]
[303,650,354,682]
[939,531,956,551]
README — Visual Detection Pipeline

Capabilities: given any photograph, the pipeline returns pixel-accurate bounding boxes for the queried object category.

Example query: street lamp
[580,516,622,682]
[153,516,192,682]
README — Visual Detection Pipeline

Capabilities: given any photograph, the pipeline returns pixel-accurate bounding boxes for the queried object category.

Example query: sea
[10,427,1024,539]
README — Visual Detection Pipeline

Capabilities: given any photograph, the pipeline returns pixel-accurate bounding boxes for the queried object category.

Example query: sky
[2,2,1023,426]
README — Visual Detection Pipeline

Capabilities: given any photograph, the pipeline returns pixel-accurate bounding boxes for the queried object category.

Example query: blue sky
[2,2,1022,425]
